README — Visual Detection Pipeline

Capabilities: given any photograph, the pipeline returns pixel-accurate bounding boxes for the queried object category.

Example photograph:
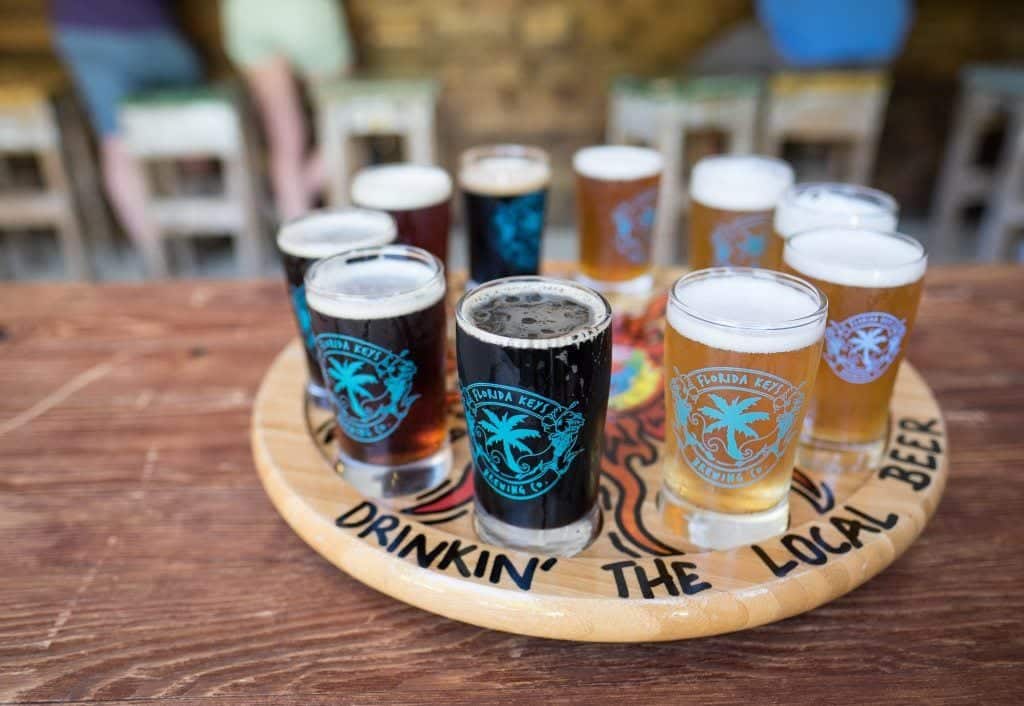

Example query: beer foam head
[306,245,445,320]
[689,155,794,211]
[784,227,926,288]
[775,182,898,239]
[459,152,550,196]
[457,277,611,349]
[573,145,663,181]
[276,208,396,259]
[350,164,452,211]
[668,269,826,354]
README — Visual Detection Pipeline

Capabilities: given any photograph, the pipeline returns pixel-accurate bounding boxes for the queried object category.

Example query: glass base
[307,381,334,410]
[473,500,601,557]
[338,441,451,498]
[658,485,789,551]
[574,271,653,296]
[797,433,886,475]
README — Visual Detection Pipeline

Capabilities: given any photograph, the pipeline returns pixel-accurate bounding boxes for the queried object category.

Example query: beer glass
[771,182,898,268]
[459,144,550,287]
[350,163,453,268]
[688,155,794,270]
[574,145,662,294]
[456,276,613,556]
[305,244,450,496]
[783,227,926,465]
[277,208,396,408]
[663,268,827,549]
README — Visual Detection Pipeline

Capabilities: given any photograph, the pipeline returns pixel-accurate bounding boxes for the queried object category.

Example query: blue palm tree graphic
[700,394,769,462]
[477,409,539,473]
[850,328,887,367]
[328,359,376,418]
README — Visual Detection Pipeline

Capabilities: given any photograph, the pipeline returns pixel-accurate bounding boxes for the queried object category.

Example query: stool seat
[962,65,1024,97]
[614,74,761,101]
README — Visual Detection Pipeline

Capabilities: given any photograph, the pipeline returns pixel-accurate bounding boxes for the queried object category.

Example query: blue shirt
[50,0,173,32]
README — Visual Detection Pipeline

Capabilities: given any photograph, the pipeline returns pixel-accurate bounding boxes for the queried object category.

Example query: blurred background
[0,0,1022,280]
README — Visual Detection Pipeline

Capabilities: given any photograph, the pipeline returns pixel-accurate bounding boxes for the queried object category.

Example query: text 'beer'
[688,155,794,270]
[277,209,396,405]
[783,227,926,457]
[456,277,612,556]
[350,164,453,267]
[306,245,449,496]
[663,268,826,549]
[460,145,550,286]
[574,145,662,294]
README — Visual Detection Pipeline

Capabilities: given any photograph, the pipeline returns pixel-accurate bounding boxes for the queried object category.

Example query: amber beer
[688,155,794,270]
[771,182,898,268]
[350,164,453,268]
[305,245,450,496]
[783,227,927,464]
[663,268,827,549]
[574,145,662,294]
[276,208,396,407]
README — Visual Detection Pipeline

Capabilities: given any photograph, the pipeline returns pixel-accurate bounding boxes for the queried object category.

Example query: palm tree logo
[700,394,769,462]
[328,359,376,419]
[477,409,539,474]
[850,327,887,367]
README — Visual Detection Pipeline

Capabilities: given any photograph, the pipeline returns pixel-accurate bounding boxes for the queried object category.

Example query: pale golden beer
[663,268,827,549]
[783,227,926,463]
[688,155,794,270]
[574,145,662,294]
[771,182,898,268]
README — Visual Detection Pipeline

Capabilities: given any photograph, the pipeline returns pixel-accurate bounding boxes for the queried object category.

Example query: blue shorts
[54,28,203,136]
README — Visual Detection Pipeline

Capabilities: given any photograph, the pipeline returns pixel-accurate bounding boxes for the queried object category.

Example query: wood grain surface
[1,266,1022,704]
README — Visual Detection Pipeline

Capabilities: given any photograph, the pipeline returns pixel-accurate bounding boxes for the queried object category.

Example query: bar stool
[931,65,1024,262]
[761,70,890,183]
[314,77,440,207]
[0,77,92,279]
[120,85,263,277]
[607,75,761,263]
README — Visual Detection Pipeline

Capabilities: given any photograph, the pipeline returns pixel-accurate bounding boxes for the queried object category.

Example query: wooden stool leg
[653,117,684,266]
[978,106,1024,262]
[226,155,262,277]
[607,96,626,144]
[406,107,435,164]
[321,107,349,207]
[727,101,757,154]
[39,148,93,280]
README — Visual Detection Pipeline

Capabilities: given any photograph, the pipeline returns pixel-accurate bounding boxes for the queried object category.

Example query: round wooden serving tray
[251,269,949,642]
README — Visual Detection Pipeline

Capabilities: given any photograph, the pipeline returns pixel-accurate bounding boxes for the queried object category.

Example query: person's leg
[242,56,311,221]
[100,136,166,277]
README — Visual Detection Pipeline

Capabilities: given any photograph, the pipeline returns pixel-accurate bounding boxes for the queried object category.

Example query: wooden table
[1,266,1022,704]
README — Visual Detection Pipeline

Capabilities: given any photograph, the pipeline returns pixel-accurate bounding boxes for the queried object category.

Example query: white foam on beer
[669,273,825,354]
[276,209,396,259]
[459,156,550,196]
[775,185,897,239]
[307,257,445,320]
[350,164,453,211]
[689,155,794,211]
[458,279,611,350]
[572,145,663,181]
[784,228,926,288]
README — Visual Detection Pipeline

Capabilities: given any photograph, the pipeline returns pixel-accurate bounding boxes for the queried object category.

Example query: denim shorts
[54,28,203,136]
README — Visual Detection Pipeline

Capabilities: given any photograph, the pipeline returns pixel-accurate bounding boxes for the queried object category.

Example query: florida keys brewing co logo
[289,283,315,353]
[315,333,418,442]
[711,213,769,267]
[611,187,657,264]
[823,312,906,384]
[462,383,585,500]
[491,192,544,271]
[669,366,804,488]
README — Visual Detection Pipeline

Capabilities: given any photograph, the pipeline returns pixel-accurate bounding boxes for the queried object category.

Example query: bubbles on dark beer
[468,289,596,340]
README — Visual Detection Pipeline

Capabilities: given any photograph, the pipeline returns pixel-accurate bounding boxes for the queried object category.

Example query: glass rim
[455,275,613,345]
[572,144,664,178]
[349,162,453,210]
[304,243,445,303]
[275,206,397,248]
[780,181,898,217]
[668,267,828,333]
[785,226,928,270]
[459,143,550,168]
[692,152,794,173]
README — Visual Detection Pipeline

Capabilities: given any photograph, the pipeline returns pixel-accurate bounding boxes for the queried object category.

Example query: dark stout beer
[460,145,550,286]
[306,245,450,496]
[456,277,612,556]
[277,209,396,406]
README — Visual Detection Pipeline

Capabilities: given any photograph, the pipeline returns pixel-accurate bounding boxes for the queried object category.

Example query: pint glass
[574,145,662,294]
[277,208,396,407]
[350,164,453,267]
[456,276,613,556]
[663,268,827,549]
[688,155,794,270]
[459,144,550,287]
[783,227,926,465]
[305,244,450,496]
[771,182,898,267]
